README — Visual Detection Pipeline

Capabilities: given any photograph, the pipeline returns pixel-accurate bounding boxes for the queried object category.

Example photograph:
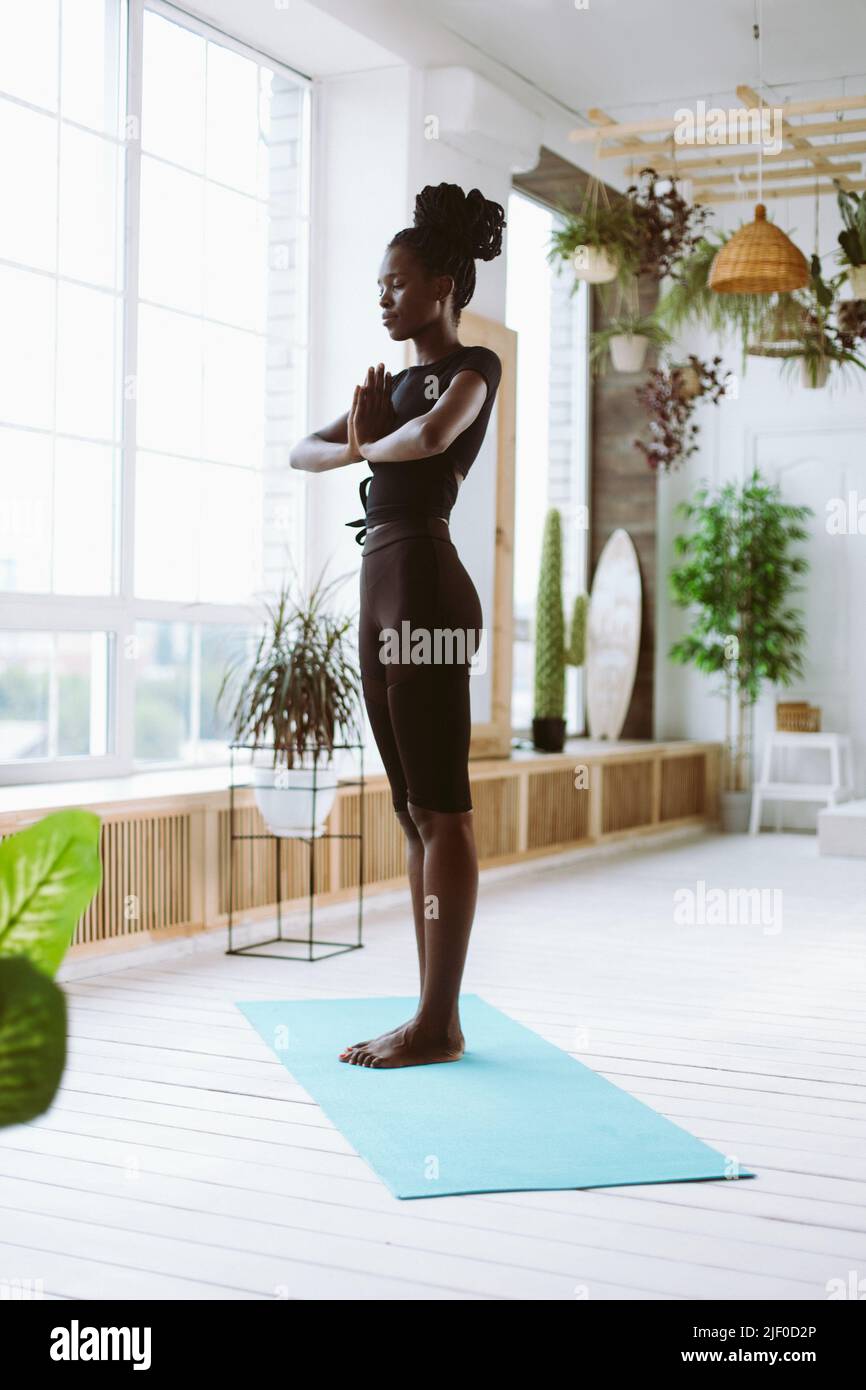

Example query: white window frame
[0,0,312,785]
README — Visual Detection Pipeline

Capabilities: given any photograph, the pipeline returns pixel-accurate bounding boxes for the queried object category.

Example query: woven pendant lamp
[708,204,809,295]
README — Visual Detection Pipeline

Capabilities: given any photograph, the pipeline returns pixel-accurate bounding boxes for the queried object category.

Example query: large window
[0,0,311,781]
[506,191,590,737]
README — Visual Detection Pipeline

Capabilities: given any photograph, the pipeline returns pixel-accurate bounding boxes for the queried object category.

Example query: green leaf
[0,956,66,1127]
[0,810,103,978]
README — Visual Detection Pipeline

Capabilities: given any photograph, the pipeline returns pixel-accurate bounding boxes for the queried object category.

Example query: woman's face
[377,244,453,341]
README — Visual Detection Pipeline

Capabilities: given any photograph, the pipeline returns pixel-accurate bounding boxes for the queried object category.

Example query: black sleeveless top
[346,345,502,546]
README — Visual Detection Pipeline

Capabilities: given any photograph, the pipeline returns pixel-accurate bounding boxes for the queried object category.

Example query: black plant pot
[532,716,566,753]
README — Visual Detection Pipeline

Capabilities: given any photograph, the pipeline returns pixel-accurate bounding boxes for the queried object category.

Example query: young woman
[290,183,505,1068]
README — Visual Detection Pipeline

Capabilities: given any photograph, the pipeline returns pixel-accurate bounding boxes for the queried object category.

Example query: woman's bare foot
[340,1019,464,1068]
[339,1018,418,1062]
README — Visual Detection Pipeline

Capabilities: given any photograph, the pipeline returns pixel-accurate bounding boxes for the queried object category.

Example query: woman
[290,183,505,1068]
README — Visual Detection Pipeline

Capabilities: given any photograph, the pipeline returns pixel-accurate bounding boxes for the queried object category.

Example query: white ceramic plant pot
[800,357,829,389]
[252,755,341,838]
[572,246,619,284]
[847,264,866,298]
[720,790,751,834]
[609,333,649,373]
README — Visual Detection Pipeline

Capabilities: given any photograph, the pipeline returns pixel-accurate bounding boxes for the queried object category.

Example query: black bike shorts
[359,516,483,814]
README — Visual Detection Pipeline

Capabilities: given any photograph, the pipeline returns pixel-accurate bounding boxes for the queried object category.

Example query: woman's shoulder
[452,344,502,387]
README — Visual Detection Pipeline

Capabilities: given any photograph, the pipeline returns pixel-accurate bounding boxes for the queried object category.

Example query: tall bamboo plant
[668,472,811,792]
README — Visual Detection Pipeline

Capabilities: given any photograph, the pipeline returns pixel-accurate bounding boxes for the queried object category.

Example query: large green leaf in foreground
[0,957,66,1126]
[0,810,103,977]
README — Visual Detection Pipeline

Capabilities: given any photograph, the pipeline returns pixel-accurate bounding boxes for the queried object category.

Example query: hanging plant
[548,179,640,289]
[836,187,866,297]
[776,255,866,389]
[657,230,802,366]
[634,356,729,472]
[589,308,672,376]
[623,167,711,281]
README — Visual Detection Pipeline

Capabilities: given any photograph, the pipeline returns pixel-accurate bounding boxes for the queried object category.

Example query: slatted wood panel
[602,760,654,834]
[661,755,706,822]
[74,814,190,947]
[339,786,404,890]
[217,806,331,917]
[527,769,590,850]
[472,776,520,860]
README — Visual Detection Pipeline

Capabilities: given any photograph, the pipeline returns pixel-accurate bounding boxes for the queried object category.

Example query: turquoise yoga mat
[236,994,755,1200]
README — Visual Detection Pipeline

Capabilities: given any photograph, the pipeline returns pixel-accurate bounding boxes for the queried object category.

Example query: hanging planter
[708,204,809,295]
[548,172,639,290]
[836,188,866,297]
[847,265,866,298]
[609,333,650,372]
[800,357,830,390]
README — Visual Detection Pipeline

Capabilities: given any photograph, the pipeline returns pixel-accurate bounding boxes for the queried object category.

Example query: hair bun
[413,183,505,262]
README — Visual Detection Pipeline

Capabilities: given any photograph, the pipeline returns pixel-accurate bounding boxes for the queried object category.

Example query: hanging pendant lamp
[709,1,809,296]
[708,204,809,295]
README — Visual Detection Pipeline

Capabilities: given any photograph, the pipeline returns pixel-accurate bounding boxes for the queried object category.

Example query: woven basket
[709,204,809,295]
[776,701,822,733]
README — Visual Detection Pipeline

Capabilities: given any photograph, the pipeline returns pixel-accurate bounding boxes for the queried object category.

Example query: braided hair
[389,183,506,325]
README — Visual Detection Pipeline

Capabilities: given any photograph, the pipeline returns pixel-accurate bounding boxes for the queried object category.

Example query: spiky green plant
[668,471,811,792]
[533,509,566,720]
[565,592,588,668]
[548,198,640,290]
[217,568,362,770]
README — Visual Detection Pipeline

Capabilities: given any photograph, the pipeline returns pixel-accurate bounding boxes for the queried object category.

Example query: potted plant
[549,191,639,287]
[668,472,811,832]
[0,810,102,1127]
[778,254,866,389]
[623,167,711,282]
[533,509,567,751]
[836,187,866,298]
[634,356,729,472]
[218,571,362,838]
[590,309,672,374]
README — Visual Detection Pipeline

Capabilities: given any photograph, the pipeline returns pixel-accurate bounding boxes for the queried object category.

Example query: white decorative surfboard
[586,529,642,740]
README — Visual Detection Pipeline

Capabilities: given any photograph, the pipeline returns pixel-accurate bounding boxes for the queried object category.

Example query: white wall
[655,196,866,820]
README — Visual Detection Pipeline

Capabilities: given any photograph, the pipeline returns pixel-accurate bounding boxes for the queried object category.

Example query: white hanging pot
[572,245,619,284]
[609,333,649,373]
[252,751,341,838]
[847,264,866,298]
[800,357,829,389]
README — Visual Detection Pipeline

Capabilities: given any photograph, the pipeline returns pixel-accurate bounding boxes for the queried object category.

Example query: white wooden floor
[2,829,865,1301]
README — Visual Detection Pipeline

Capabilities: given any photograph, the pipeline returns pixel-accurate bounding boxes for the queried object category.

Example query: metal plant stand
[226,741,364,962]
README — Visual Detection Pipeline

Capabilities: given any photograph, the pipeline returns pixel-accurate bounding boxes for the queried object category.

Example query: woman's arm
[289,410,359,473]
[359,370,488,464]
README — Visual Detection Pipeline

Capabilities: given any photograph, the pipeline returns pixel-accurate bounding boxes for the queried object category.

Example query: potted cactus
[532,509,567,752]
[565,591,588,732]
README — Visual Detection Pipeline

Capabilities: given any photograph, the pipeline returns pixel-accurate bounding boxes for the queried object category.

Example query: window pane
[134,622,191,763]
[199,624,256,759]
[138,156,204,313]
[199,461,261,604]
[201,322,265,466]
[0,98,57,271]
[58,124,123,289]
[204,182,266,331]
[205,41,260,194]
[141,10,205,171]
[0,265,56,429]
[53,439,116,594]
[134,452,199,601]
[61,0,124,135]
[0,630,111,760]
[0,429,53,592]
[55,281,121,440]
[136,304,203,456]
[0,0,58,110]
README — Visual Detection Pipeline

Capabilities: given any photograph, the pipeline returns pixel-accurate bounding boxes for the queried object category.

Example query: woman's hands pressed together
[349,363,396,458]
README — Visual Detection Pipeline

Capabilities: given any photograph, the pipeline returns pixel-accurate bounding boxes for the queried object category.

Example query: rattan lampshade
[708,204,809,295]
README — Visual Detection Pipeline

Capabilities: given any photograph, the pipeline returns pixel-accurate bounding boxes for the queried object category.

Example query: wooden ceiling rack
[570,91,866,203]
